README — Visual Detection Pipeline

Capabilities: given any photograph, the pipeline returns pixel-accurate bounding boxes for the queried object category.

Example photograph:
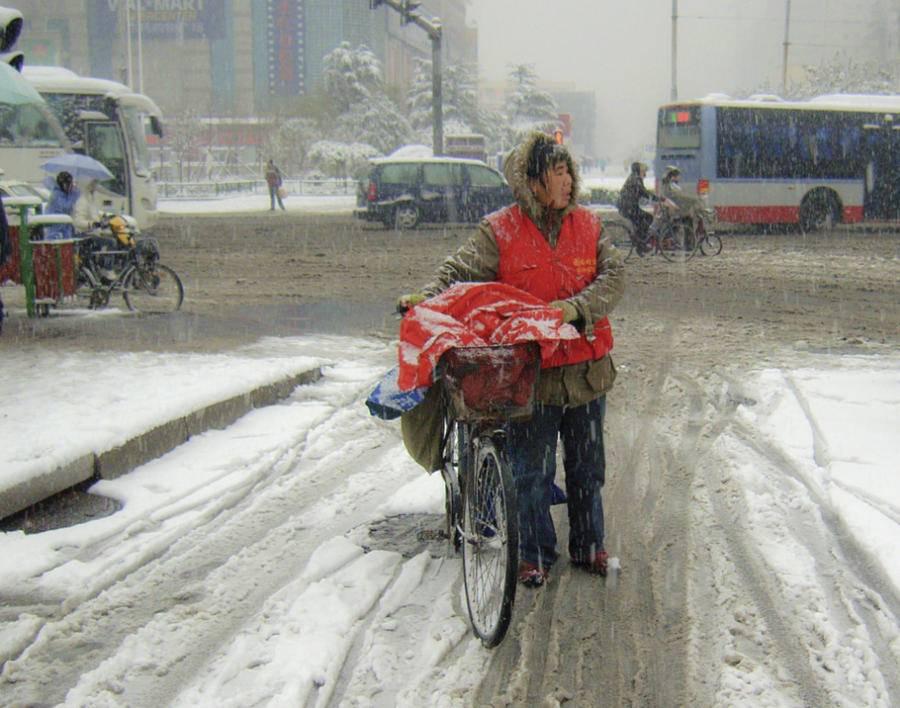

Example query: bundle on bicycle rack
[440,342,540,421]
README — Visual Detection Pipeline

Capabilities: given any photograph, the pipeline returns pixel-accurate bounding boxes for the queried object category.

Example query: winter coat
[44,185,80,239]
[265,164,283,188]
[617,171,653,219]
[420,130,625,407]
[72,189,101,232]
[660,179,702,221]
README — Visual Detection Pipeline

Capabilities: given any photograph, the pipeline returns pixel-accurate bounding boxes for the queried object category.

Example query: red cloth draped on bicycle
[397,281,582,391]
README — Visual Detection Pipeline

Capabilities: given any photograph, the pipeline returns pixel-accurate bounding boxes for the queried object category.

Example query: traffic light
[401,0,421,24]
[0,5,24,71]
[554,128,564,145]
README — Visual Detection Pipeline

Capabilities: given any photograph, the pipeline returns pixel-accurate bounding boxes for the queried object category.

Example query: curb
[0,367,322,520]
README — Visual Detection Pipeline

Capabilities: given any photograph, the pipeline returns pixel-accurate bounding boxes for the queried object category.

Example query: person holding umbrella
[44,170,79,240]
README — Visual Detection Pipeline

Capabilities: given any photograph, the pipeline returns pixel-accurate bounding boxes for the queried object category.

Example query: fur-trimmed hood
[502,131,581,221]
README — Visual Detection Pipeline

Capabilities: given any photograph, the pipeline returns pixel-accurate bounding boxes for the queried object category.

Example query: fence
[157,178,358,200]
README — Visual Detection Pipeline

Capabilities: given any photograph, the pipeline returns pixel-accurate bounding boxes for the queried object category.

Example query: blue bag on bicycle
[366,366,429,420]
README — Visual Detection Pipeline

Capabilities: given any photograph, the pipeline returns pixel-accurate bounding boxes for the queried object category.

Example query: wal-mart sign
[91,0,225,40]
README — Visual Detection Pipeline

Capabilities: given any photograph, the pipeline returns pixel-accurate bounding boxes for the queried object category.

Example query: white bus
[24,66,164,228]
[655,94,900,230]
[0,63,69,185]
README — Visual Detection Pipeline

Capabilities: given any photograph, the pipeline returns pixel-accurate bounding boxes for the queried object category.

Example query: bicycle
[436,341,541,647]
[75,214,184,313]
[605,201,666,262]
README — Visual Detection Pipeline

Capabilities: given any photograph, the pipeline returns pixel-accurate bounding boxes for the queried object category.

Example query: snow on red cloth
[397,281,582,391]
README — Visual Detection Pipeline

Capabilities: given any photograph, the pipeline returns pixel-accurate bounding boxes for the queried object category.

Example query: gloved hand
[397,292,427,312]
[549,299,579,323]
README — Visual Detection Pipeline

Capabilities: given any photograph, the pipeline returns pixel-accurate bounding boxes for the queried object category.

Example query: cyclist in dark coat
[617,161,654,253]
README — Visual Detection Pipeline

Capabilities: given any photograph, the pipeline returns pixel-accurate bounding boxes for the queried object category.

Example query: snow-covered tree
[322,42,384,114]
[407,60,484,141]
[262,117,319,175]
[314,43,411,165]
[503,64,559,142]
[332,95,411,155]
[164,109,205,182]
[794,53,898,99]
[307,140,380,180]
[743,53,899,100]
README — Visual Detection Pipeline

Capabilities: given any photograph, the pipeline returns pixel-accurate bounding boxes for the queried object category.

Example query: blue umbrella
[41,153,114,182]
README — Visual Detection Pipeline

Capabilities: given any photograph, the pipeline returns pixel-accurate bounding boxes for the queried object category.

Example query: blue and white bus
[655,94,900,230]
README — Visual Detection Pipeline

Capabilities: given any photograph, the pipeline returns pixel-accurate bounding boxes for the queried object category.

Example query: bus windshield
[121,106,152,177]
[658,106,701,149]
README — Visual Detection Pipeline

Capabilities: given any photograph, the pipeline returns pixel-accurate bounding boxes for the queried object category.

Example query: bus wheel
[799,190,840,233]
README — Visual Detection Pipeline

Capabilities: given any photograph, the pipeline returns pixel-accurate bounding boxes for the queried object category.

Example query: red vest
[486,205,614,369]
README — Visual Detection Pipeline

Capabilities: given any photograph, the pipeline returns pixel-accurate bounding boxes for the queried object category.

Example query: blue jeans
[506,396,607,569]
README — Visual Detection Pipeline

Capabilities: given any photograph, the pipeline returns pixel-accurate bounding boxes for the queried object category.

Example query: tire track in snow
[1,351,425,707]
[691,372,898,705]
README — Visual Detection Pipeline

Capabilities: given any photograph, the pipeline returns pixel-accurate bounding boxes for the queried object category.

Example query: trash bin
[27,214,78,313]
[0,224,21,284]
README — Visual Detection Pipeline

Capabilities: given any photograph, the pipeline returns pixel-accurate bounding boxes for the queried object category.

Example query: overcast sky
[465,0,883,165]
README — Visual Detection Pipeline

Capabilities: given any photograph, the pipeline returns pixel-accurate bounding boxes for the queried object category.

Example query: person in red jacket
[400,131,625,586]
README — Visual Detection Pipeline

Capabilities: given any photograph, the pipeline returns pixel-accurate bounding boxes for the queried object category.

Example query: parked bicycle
[76,213,184,313]
[436,341,541,647]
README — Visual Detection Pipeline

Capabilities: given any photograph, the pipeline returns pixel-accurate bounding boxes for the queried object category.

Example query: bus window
[85,122,127,196]
[658,107,701,149]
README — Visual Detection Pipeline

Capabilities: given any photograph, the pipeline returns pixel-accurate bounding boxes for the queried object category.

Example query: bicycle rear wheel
[123,263,184,313]
[659,221,697,263]
[462,436,518,648]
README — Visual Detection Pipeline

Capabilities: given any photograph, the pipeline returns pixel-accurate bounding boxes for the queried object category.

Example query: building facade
[12,0,476,116]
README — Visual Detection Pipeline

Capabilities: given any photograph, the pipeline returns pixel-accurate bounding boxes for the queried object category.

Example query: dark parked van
[354,157,513,229]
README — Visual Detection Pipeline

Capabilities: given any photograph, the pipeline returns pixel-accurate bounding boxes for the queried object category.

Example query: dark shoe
[571,549,609,577]
[518,560,550,587]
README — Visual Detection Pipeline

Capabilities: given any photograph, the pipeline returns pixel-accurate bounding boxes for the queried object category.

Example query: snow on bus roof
[677,92,900,113]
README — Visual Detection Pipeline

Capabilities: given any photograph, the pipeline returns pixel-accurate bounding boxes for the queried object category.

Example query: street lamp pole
[781,0,792,94]
[136,0,144,94]
[670,0,678,101]
[124,0,133,88]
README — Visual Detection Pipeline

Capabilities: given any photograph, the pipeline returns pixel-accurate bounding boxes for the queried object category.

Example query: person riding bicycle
[399,131,625,587]
[617,161,656,254]
[657,165,704,232]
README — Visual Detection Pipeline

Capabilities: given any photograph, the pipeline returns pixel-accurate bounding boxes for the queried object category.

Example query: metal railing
[157,178,358,200]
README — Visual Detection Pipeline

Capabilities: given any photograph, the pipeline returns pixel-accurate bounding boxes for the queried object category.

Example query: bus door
[82,120,130,216]
[863,121,900,220]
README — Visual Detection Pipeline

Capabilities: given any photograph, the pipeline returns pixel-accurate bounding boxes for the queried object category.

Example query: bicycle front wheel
[462,436,518,648]
[603,221,636,262]
[660,222,697,263]
[700,233,723,256]
[123,264,184,313]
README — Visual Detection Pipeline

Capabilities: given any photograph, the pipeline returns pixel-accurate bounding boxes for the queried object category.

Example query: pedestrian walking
[265,159,286,211]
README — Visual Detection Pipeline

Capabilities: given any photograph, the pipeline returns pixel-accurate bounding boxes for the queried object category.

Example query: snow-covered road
[0,335,898,706]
